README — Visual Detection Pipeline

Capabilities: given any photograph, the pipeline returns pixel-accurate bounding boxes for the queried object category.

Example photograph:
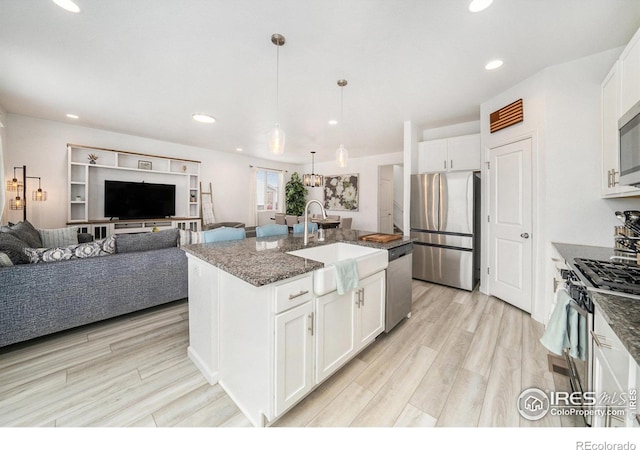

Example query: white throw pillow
[178,229,205,247]
[38,226,79,248]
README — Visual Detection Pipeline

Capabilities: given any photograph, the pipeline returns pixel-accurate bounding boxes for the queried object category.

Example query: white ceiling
[1,1,639,164]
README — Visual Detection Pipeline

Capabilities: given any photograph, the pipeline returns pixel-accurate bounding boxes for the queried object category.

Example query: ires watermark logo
[517,387,637,420]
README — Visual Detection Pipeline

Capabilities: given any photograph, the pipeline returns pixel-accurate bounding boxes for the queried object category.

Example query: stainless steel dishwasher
[385,242,413,332]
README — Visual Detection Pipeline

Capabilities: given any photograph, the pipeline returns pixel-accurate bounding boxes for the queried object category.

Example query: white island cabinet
[185,252,386,427]
[316,271,385,383]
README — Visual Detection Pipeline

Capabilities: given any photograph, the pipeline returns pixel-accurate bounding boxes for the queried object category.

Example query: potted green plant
[285,172,308,216]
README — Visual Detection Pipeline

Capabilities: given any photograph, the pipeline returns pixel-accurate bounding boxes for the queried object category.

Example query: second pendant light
[335,79,348,167]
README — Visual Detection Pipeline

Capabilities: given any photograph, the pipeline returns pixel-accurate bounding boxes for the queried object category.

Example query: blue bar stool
[256,224,289,238]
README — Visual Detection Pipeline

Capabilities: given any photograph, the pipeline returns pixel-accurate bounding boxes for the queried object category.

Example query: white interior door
[489,138,533,313]
[378,165,394,233]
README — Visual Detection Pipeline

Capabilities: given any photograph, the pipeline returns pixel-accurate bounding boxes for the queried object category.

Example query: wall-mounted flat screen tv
[104,180,176,219]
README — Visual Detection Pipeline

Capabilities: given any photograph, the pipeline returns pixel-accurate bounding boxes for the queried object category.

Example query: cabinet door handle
[360,288,365,306]
[308,312,314,336]
[590,330,612,349]
[444,160,447,170]
[289,290,309,300]
[355,291,361,308]
[450,160,453,169]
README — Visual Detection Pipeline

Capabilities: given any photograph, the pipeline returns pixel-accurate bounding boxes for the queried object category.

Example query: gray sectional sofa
[0,225,188,348]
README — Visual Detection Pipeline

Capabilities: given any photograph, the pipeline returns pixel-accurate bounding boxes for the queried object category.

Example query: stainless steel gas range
[560,256,640,426]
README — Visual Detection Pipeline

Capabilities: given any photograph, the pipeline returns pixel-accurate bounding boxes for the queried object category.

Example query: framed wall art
[138,160,152,170]
[323,173,359,211]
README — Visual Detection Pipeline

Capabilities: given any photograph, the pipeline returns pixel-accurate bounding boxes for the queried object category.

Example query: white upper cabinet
[600,29,640,198]
[620,26,640,117]
[418,133,480,173]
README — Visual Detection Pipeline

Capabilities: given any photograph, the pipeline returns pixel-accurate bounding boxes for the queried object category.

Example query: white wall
[480,47,640,324]
[393,164,404,231]
[305,151,403,232]
[0,104,6,222]
[422,120,480,141]
[3,114,301,228]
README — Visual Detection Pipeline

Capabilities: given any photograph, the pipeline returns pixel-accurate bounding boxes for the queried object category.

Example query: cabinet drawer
[274,275,313,313]
[594,312,630,388]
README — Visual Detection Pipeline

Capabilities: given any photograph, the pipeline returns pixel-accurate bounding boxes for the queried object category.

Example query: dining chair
[274,213,286,225]
[292,222,318,234]
[202,226,246,243]
[285,215,299,227]
[256,223,289,238]
[339,217,352,229]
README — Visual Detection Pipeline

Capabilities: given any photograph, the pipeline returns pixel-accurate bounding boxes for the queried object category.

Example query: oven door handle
[590,330,612,349]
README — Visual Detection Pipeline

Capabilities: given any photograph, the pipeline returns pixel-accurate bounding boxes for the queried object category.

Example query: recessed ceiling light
[66,113,79,119]
[52,0,81,13]
[236,148,243,152]
[328,120,338,125]
[192,113,216,124]
[485,59,503,70]
[469,0,493,12]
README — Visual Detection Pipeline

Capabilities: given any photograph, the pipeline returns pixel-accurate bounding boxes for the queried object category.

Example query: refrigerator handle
[437,173,444,232]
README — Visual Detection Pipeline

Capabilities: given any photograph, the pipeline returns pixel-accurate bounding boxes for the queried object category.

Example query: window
[256,169,281,211]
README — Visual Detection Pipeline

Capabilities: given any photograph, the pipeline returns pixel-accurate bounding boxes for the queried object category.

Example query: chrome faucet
[303,199,327,245]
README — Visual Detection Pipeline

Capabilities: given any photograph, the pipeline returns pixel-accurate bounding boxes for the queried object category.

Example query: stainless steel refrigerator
[410,172,480,291]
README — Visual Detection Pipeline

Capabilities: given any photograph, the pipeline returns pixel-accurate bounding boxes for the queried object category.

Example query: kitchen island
[182,229,412,426]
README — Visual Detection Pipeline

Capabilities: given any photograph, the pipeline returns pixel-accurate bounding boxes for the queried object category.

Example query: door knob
[521,233,530,239]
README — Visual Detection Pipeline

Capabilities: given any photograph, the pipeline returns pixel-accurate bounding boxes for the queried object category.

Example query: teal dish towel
[334,258,360,295]
[540,288,587,361]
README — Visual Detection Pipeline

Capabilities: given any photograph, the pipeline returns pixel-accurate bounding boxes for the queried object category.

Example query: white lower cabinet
[274,301,314,416]
[592,346,627,427]
[315,288,357,384]
[315,271,385,383]
[592,310,638,427]
[357,271,386,348]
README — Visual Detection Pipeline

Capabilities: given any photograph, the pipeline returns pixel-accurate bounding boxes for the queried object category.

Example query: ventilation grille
[490,98,524,133]
[547,353,570,377]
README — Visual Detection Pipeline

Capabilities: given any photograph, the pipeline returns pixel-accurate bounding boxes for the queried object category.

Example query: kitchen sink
[287,243,388,295]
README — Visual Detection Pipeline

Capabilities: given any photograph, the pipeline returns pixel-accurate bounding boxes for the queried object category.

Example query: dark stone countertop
[182,229,413,287]
[590,292,640,367]
[552,242,640,367]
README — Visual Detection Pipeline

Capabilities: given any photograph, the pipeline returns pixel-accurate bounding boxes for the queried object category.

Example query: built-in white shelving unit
[67,144,201,235]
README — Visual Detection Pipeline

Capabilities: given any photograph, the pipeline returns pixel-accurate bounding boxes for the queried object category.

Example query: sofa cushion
[0,233,32,264]
[115,228,179,253]
[38,226,79,248]
[178,229,205,246]
[0,252,13,267]
[25,236,116,263]
[1,220,42,248]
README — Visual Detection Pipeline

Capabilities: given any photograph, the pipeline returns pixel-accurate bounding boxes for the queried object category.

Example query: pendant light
[269,34,286,155]
[336,79,348,167]
[303,151,324,188]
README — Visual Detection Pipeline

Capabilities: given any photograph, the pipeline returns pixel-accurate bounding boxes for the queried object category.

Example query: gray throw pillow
[115,228,179,253]
[1,220,43,248]
[0,232,31,264]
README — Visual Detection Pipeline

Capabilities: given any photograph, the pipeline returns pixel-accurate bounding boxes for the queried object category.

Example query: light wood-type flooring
[0,280,582,427]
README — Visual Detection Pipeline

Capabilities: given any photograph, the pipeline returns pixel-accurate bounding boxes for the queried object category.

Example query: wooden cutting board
[359,233,403,243]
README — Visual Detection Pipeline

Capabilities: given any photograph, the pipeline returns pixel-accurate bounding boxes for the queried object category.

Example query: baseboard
[187,346,219,385]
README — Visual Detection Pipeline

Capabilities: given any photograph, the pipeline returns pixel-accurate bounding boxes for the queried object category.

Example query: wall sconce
[6,166,47,221]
